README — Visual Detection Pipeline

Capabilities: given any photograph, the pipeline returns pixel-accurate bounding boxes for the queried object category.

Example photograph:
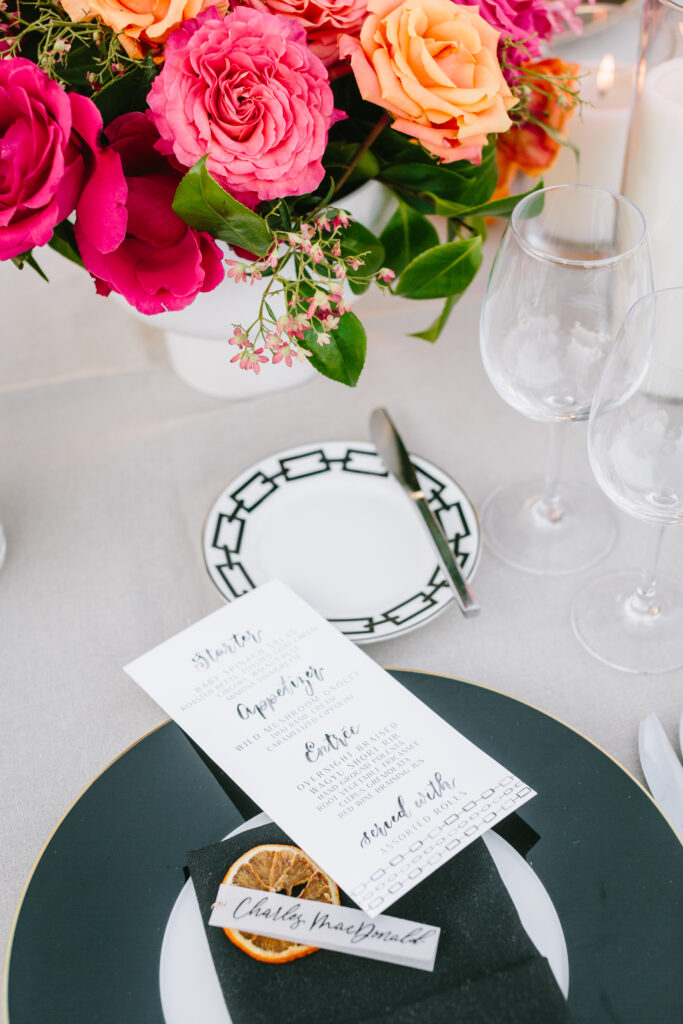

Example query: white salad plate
[202,441,480,644]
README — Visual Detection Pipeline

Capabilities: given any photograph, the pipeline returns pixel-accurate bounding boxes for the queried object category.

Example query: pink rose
[147,7,342,204]
[0,57,126,261]
[238,0,367,68]
[76,112,224,314]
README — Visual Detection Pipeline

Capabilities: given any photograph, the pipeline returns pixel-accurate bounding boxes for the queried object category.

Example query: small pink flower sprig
[0,1,132,88]
[225,205,395,375]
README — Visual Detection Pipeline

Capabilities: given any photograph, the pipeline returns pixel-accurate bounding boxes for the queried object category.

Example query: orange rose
[339,0,516,164]
[61,0,220,57]
[495,57,579,193]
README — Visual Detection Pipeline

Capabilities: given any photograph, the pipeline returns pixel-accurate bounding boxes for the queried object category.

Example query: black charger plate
[4,671,682,1024]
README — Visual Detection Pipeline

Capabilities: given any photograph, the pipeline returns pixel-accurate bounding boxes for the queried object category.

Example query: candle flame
[597,53,616,93]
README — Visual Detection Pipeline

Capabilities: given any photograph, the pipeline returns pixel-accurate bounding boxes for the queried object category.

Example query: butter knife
[638,713,683,840]
[370,407,480,618]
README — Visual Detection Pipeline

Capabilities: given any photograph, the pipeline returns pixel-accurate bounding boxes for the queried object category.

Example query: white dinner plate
[202,442,480,644]
[159,813,569,1024]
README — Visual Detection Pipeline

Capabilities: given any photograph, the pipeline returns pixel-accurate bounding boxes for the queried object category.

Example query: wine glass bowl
[480,185,652,574]
[587,292,683,525]
[572,288,683,674]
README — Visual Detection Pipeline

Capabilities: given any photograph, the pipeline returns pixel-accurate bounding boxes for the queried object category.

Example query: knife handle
[414,496,480,618]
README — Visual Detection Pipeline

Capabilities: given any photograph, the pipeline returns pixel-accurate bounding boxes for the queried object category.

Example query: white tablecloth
[2,232,681,957]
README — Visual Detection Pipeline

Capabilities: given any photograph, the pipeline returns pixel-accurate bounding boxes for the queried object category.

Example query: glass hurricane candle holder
[622,0,683,290]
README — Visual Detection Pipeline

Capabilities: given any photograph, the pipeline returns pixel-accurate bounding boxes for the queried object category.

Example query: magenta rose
[238,0,367,68]
[456,0,580,67]
[468,0,550,57]
[0,57,127,261]
[76,112,224,314]
[147,7,343,204]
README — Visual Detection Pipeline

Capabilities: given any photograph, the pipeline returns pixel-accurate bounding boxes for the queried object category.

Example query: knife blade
[638,713,683,840]
[369,407,480,618]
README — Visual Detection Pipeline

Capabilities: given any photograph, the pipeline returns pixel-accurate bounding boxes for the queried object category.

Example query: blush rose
[147,7,343,204]
[339,0,516,164]
[0,57,126,261]
[76,112,224,314]
[238,0,367,68]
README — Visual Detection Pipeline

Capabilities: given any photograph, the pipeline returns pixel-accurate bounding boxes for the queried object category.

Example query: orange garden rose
[496,57,580,194]
[239,0,368,68]
[339,0,516,164]
[61,0,220,57]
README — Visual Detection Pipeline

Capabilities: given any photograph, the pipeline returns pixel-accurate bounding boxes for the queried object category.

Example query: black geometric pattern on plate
[205,443,478,641]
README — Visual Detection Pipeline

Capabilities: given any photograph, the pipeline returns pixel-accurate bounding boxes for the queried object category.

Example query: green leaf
[463,179,545,219]
[278,200,293,233]
[339,220,384,295]
[514,187,547,223]
[428,195,469,218]
[324,142,380,197]
[93,57,160,125]
[395,237,482,300]
[48,221,83,268]
[173,157,272,256]
[410,294,458,343]
[11,250,48,281]
[378,140,498,211]
[310,176,336,212]
[379,201,439,277]
[461,214,487,241]
[388,190,436,216]
[303,311,366,387]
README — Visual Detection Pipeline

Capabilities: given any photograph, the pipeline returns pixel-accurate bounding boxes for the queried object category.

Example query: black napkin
[187,822,579,1024]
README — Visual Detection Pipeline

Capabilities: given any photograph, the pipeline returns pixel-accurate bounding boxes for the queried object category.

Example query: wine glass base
[572,570,683,674]
[482,478,616,575]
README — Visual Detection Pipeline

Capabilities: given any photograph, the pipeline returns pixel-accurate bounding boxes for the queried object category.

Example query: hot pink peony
[457,0,582,66]
[147,7,342,204]
[237,0,367,67]
[76,112,224,314]
[0,57,126,261]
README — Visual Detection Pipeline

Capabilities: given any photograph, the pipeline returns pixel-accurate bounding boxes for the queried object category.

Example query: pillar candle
[543,57,633,193]
[624,57,683,288]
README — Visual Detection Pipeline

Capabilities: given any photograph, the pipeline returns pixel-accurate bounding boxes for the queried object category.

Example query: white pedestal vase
[119,181,395,399]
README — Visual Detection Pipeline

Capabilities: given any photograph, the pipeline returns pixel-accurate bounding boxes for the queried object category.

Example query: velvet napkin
[187,821,579,1024]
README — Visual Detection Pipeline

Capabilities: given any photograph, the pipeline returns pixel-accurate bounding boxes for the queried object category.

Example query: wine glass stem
[538,422,566,524]
[629,524,666,618]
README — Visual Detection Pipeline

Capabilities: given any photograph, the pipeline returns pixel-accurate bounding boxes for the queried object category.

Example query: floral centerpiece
[0,0,580,385]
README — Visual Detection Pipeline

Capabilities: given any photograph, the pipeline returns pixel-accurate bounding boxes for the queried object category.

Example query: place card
[125,580,535,916]
[209,886,440,971]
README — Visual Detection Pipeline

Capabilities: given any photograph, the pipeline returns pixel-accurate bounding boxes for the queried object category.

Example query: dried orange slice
[222,843,340,963]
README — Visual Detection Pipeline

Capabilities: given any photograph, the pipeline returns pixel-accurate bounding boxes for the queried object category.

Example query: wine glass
[572,288,683,674]
[480,185,652,574]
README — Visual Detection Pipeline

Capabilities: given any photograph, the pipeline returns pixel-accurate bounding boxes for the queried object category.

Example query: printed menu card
[125,580,535,916]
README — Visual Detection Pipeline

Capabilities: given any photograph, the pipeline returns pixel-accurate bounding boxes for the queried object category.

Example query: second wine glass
[572,288,683,674]
[480,185,652,574]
